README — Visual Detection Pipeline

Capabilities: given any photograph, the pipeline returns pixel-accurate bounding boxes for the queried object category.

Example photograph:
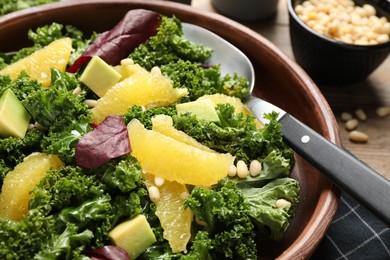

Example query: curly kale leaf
[160,58,249,101]
[239,177,300,241]
[0,209,92,260]
[181,231,213,260]
[0,209,57,259]
[0,128,44,169]
[22,68,89,129]
[0,159,10,187]
[122,105,177,128]
[30,166,106,212]
[0,0,60,16]
[110,192,144,228]
[0,72,42,100]
[34,223,94,260]
[184,181,257,259]
[173,104,294,166]
[129,16,212,70]
[29,164,145,250]
[91,156,144,193]
[161,60,220,101]
[41,114,92,164]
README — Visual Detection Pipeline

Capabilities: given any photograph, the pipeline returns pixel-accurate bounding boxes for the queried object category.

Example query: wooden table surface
[191,0,390,179]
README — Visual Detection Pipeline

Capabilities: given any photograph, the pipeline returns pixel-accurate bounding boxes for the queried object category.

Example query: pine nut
[34,122,47,131]
[84,99,98,108]
[275,199,292,208]
[180,191,190,200]
[148,186,160,202]
[349,130,368,142]
[154,176,165,187]
[151,66,162,76]
[376,106,390,117]
[236,160,248,178]
[355,108,367,121]
[120,58,134,66]
[249,160,262,177]
[228,164,237,177]
[72,86,82,95]
[340,112,353,121]
[345,118,359,131]
[295,0,390,45]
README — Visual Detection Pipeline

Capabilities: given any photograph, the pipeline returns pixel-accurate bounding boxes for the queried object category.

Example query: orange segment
[91,67,188,124]
[0,38,72,88]
[114,60,147,81]
[127,119,234,186]
[143,173,192,253]
[0,153,64,221]
[151,115,214,153]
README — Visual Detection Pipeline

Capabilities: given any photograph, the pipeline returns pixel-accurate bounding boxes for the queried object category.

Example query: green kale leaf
[0,0,60,16]
[41,115,92,165]
[0,128,44,170]
[129,16,212,70]
[122,105,177,129]
[34,223,94,260]
[92,156,144,193]
[240,177,300,241]
[185,181,257,259]
[173,104,294,167]
[22,68,89,129]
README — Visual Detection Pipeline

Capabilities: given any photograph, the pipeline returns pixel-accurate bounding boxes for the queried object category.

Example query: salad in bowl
[0,9,299,259]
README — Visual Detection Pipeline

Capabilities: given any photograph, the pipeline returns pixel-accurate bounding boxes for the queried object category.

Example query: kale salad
[0,9,300,259]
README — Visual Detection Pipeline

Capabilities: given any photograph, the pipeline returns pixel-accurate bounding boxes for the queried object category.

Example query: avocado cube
[109,214,156,259]
[80,55,122,97]
[176,99,220,122]
[0,89,31,138]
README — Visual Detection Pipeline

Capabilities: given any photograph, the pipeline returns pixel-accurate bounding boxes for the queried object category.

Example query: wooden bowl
[0,1,341,259]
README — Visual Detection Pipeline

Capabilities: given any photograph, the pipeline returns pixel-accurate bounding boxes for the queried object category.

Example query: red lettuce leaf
[76,115,130,169]
[88,245,130,260]
[67,9,161,73]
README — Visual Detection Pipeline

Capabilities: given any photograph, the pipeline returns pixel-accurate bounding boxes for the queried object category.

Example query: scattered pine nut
[355,108,367,121]
[349,130,368,143]
[72,86,82,95]
[120,58,134,66]
[34,122,47,131]
[228,164,237,177]
[249,160,262,177]
[236,160,248,178]
[151,66,162,76]
[148,186,160,202]
[180,191,190,200]
[340,112,353,121]
[154,176,165,187]
[376,106,390,117]
[345,118,359,131]
[275,199,292,208]
[83,99,98,108]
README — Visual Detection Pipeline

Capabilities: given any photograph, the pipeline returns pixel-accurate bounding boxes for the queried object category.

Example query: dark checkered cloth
[311,192,390,259]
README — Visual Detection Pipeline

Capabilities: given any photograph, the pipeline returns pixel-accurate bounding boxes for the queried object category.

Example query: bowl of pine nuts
[288,0,390,85]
